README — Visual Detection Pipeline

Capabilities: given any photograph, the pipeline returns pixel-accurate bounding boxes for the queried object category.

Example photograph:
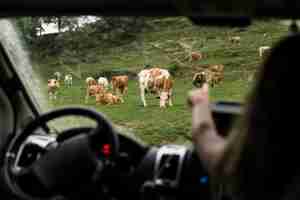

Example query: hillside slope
[32,17,289,145]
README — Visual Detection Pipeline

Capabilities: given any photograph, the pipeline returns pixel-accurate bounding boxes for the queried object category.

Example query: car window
[6,16,289,145]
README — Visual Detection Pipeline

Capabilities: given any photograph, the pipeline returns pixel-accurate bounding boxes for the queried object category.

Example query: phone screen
[211,101,241,137]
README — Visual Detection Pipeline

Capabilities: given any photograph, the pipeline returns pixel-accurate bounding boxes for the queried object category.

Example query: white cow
[259,46,271,57]
[64,74,73,87]
[138,68,171,107]
[98,77,109,90]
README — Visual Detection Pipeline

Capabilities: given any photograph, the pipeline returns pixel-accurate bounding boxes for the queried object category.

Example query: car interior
[0,0,299,200]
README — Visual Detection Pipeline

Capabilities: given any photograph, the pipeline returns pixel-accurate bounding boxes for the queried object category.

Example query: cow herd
[47,36,270,107]
[47,65,225,107]
[47,67,175,108]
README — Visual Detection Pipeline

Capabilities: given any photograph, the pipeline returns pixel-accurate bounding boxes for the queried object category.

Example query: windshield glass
[5,16,289,145]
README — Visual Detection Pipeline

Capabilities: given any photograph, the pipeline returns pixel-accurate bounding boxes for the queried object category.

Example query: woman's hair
[222,33,300,200]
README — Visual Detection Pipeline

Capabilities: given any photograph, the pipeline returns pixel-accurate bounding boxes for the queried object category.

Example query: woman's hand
[188,83,226,175]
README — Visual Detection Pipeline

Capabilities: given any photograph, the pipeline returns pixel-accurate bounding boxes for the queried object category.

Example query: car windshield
[2,16,290,145]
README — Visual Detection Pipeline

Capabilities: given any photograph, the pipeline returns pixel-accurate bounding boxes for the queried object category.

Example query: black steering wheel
[3,107,120,200]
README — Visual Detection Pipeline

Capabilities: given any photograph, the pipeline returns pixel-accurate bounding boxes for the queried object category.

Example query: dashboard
[5,101,242,200]
[12,132,211,200]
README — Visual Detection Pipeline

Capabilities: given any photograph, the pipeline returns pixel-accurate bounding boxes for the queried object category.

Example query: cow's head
[48,79,60,88]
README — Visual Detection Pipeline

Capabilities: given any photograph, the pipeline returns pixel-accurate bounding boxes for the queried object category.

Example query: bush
[168,64,179,76]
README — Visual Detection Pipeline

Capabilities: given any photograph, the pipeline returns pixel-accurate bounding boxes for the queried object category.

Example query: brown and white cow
[111,75,128,95]
[86,77,97,87]
[48,79,60,100]
[138,68,173,107]
[85,84,105,104]
[193,64,224,88]
[192,72,208,88]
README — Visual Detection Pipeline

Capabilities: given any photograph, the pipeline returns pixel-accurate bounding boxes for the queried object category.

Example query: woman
[189,34,300,200]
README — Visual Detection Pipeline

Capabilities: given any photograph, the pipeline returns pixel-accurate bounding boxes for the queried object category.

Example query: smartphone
[211,101,242,137]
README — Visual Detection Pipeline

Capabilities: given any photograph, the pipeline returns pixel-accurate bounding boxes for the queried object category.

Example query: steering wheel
[3,107,120,200]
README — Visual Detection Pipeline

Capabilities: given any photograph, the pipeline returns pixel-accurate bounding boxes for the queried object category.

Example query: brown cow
[190,52,203,62]
[85,84,105,104]
[111,75,128,95]
[95,91,123,105]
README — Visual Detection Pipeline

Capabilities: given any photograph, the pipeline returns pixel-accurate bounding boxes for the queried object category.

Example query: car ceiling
[0,0,300,20]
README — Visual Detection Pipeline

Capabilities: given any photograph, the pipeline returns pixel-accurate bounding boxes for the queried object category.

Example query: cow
[85,83,105,104]
[193,64,224,88]
[229,36,241,44]
[192,72,207,88]
[54,71,62,81]
[64,74,73,87]
[111,75,128,95]
[190,52,203,62]
[86,77,97,87]
[98,77,109,90]
[95,91,123,105]
[48,79,60,100]
[138,68,172,107]
[259,46,271,57]
[210,64,224,73]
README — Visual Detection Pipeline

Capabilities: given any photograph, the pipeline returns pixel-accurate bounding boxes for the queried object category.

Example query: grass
[32,17,289,145]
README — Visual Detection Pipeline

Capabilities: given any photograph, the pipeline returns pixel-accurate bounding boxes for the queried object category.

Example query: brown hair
[219,34,300,200]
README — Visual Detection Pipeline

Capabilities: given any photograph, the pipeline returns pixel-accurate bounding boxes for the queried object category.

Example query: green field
[32,17,289,145]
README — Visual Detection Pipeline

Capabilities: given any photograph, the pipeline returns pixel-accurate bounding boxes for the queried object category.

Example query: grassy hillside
[32,17,289,145]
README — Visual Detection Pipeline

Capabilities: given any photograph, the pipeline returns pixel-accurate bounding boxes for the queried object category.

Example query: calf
[111,75,128,95]
[48,79,60,100]
[64,74,73,87]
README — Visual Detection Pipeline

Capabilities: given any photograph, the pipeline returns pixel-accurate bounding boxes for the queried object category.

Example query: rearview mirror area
[0,0,299,21]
